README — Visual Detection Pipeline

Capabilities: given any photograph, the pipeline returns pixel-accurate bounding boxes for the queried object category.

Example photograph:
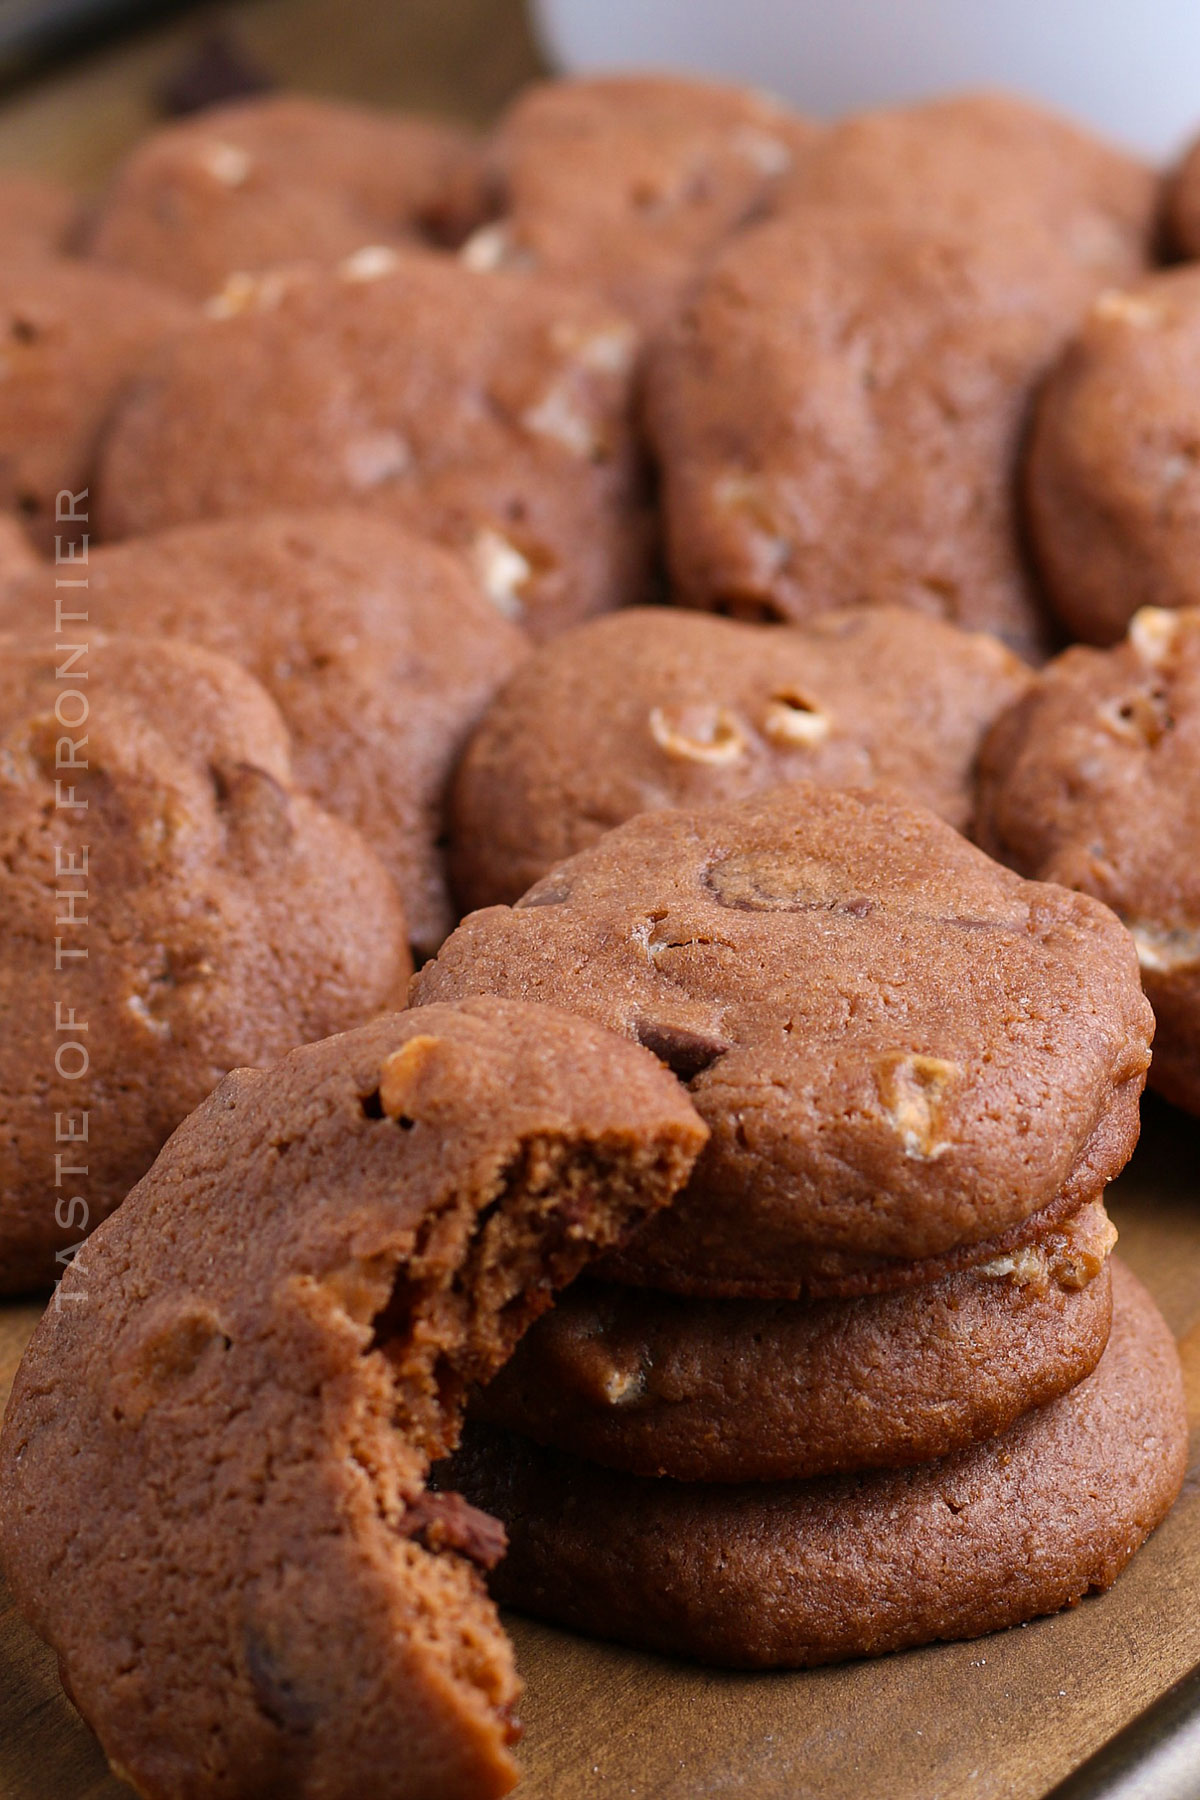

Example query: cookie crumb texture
[447,1264,1187,1668]
[94,249,648,640]
[0,634,410,1293]
[0,999,707,1800]
[978,607,1200,1113]
[416,782,1154,1294]
[451,604,1031,909]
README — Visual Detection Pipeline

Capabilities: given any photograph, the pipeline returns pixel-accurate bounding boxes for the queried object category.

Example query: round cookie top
[468,74,818,331]
[2,509,529,960]
[977,607,1200,1114]
[0,998,706,1800]
[0,632,410,1292]
[772,90,1156,283]
[450,604,1031,910]
[94,247,647,640]
[449,1262,1187,1669]
[82,94,484,300]
[0,258,192,554]
[0,170,79,259]
[644,208,1097,659]
[1026,267,1200,645]
[414,783,1153,1287]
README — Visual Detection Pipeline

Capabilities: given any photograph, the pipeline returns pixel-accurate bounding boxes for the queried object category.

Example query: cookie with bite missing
[977,606,1200,1114]
[771,90,1156,282]
[451,604,1030,910]
[0,633,409,1292]
[447,1263,1186,1668]
[95,246,648,640]
[645,206,1122,658]
[0,998,707,1799]
[1025,267,1200,644]
[2,509,528,959]
[0,259,191,553]
[82,93,484,299]
[414,782,1153,1297]
[473,1199,1117,1482]
[464,74,817,332]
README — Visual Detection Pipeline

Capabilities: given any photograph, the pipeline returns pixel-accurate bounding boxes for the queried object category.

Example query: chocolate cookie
[83,93,484,299]
[0,169,79,258]
[976,607,1200,1114]
[451,604,1031,911]
[0,258,191,553]
[446,1263,1186,1668]
[0,633,410,1293]
[465,75,817,332]
[644,207,1117,659]
[1025,269,1200,644]
[474,1199,1116,1482]
[95,247,647,639]
[0,999,707,1800]
[772,91,1156,283]
[2,509,529,959]
[414,783,1153,1296]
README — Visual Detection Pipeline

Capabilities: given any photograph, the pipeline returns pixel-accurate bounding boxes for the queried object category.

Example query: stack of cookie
[413,782,1187,1666]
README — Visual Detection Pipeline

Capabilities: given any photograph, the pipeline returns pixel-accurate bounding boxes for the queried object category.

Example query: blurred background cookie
[450,604,1030,910]
[0,633,409,1292]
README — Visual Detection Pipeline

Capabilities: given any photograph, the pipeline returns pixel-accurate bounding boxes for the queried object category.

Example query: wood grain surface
[0,6,1198,1796]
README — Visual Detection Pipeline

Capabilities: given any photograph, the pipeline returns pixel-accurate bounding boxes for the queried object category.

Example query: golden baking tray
[0,4,1196,1795]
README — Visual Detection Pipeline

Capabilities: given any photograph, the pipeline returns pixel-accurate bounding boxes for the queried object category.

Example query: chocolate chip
[404,1489,508,1571]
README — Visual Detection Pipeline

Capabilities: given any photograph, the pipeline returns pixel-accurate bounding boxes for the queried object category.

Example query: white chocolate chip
[729,125,794,177]
[459,222,537,273]
[551,319,638,377]
[1129,607,1181,667]
[198,140,252,187]
[338,244,402,283]
[471,528,532,619]
[1091,288,1163,328]
[649,703,748,766]
[712,472,791,575]
[521,382,600,458]
[763,692,831,747]
[125,992,170,1037]
[876,1053,959,1160]
[343,429,411,489]
[1127,919,1200,973]
[204,268,301,319]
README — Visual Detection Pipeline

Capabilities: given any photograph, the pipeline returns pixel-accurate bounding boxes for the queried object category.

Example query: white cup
[533,0,1200,158]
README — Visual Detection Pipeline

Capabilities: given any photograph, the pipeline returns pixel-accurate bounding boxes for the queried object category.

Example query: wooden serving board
[0,5,1198,1795]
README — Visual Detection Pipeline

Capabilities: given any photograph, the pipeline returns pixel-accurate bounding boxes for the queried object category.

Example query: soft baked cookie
[447,1263,1186,1668]
[0,999,707,1800]
[464,75,817,332]
[0,258,191,553]
[95,247,647,639]
[976,607,1200,1114]
[0,169,79,258]
[450,604,1031,910]
[1025,268,1200,644]
[772,90,1156,282]
[0,633,410,1293]
[1,509,529,959]
[645,207,1116,659]
[83,93,484,299]
[414,782,1153,1296]
[474,1199,1117,1482]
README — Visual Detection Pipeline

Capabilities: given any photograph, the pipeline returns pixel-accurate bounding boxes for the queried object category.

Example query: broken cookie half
[0,998,707,1800]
